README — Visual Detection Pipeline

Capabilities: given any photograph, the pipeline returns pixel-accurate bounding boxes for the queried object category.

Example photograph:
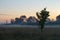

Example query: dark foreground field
[0,27,60,40]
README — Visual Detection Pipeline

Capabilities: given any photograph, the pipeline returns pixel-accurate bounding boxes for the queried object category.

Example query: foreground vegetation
[0,27,60,40]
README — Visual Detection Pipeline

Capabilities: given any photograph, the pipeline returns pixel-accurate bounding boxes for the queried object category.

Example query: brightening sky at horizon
[0,0,60,23]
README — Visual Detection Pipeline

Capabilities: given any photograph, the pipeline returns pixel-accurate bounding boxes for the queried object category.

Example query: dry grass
[0,27,60,40]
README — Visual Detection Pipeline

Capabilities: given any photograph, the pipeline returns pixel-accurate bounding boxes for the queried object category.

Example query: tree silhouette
[11,19,15,24]
[56,15,60,21]
[36,8,50,32]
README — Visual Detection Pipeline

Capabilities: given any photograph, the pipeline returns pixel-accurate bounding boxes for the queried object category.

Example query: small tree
[36,8,50,32]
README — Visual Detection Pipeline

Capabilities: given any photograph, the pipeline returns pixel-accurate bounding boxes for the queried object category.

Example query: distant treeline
[9,15,60,25]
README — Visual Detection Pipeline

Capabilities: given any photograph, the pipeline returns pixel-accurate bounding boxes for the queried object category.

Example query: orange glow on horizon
[0,13,57,22]
[0,9,60,23]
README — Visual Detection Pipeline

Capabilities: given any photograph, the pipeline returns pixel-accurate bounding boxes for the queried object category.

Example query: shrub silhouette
[36,8,50,32]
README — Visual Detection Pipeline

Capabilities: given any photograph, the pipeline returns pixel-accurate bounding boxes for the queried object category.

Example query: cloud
[0,14,8,15]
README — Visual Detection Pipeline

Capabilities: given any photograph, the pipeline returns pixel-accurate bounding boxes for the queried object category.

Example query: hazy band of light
[0,9,59,23]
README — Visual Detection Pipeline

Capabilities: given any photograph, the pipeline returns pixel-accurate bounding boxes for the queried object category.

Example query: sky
[0,0,60,23]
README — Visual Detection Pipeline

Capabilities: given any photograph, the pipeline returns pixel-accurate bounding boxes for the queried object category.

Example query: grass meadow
[0,26,60,40]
